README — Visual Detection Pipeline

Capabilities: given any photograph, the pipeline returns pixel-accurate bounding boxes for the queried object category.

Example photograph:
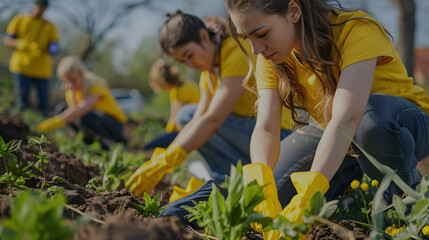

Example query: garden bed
[0,111,199,240]
[1,111,429,240]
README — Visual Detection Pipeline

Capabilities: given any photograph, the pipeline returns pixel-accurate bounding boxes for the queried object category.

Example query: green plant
[183,162,272,240]
[341,131,429,239]
[0,136,23,192]
[132,119,165,144]
[85,147,132,192]
[28,135,51,188]
[132,193,169,217]
[0,191,77,240]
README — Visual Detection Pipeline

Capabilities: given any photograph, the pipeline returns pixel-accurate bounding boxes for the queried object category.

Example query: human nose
[250,39,265,55]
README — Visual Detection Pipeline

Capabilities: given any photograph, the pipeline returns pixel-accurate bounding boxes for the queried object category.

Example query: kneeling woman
[38,56,128,146]
[224,0,429,230]
[125,11,292,197]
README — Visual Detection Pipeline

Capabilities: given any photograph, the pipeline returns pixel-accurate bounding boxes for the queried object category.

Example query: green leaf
[392,229,411,240]
[7,140,21,152]
[318,200,338,219]
[53,176,66,184]
[309,190,325,215]
[409,199,429,221]
[28,136,41,147]
[392,195,406,218]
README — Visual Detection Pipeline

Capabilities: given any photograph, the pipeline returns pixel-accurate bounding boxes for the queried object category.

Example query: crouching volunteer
[223,0,429,239]
[125,11,293,198]
[143,59,200,150]
[37,55,128,146]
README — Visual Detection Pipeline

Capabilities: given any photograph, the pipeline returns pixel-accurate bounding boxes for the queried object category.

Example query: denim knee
[175,104,198,127]
[159,180,227,228]
[353,94,429,201]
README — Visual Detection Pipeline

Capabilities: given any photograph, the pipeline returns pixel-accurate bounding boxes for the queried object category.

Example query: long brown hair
[224,0,343,127]
[224,0,393,128]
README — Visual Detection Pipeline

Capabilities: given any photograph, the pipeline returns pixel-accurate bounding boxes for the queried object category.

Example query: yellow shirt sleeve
[65,90,75,107]
[219,38,249,79]
[6,15,20,36]
[337,17,394,70]
[199,71,217,95]
[255,54,279,90]
[170,82,200,104]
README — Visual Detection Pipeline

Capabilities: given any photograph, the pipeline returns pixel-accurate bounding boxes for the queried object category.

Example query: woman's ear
[288,0,302,23]
[199,28,210,43]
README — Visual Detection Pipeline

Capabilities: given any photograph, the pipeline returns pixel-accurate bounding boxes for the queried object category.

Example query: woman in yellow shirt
[125,11,269,193]
[143,59,200,150]
[38,56,127,147]
[224,0,429,229]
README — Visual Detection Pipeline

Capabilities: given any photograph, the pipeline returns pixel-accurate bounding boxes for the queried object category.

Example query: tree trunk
[393,0,416,78]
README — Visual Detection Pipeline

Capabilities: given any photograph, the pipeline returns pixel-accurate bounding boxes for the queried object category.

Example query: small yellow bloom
[371,179,379,187]
[422,225,429,236]
[385,224,406,236]
[351,179,360,190]
[361,183,369,191]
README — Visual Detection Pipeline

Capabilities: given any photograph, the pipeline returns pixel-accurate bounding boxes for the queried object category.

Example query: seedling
[0,191,76,240]
[85,147,132,192]
[0,136,22,192]
[183,162,272,240]
[28,134,51,188]
[132,193,169,217]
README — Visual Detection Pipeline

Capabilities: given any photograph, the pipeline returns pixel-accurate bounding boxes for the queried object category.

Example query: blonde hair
[57,55,86,81]
[202,16,229,38]
[149,59,183,92]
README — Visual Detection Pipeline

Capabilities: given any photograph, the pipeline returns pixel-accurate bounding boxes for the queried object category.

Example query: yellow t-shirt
[199,37,257,117]
[169,81,200,104]
[256,11,429,126]
[167,81,200,132]
[65,72,128,123]
[6,14,59,79]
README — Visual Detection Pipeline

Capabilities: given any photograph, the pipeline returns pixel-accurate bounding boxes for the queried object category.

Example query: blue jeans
[160,125,362,226]
[352,94,429,201]
[79,111,127,144]
[274,125,363,207]
[176,104,291,183]
[13,73,49,116]
[143,132,178,150]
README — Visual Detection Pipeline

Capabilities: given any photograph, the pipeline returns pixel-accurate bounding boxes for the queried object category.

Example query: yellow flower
[361,183,369,191]
[371,179,379,187]
[422,226,429,236]
[385,224,406,236]
[385,225,395,235]
[351,179,360,190]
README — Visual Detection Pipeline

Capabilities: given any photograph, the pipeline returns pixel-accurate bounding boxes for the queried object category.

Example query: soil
[308,220,370,240]
[0,111,32,142]
[1,110,428,240]
[0,112,199,240]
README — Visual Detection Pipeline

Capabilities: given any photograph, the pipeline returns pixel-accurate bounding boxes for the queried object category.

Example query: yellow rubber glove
[281,171,329,224]
[125,145,187,197]
[17,40,41,56]
[169,176,204,203]
[243,163,282,240]
[165,120,180,133]
[37,116,66,132]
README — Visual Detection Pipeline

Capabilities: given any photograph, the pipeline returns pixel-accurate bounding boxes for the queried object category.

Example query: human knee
[175,104,197,126]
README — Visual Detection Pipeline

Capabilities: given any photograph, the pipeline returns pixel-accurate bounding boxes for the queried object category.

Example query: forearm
[173,115,220,152]
[3,37,19,49]
[59,104,92,123]
[250,127,280,169]
[310,119,359,181]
